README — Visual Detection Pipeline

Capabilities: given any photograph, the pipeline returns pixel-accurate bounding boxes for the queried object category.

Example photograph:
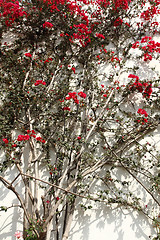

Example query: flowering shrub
[0,0,160,240]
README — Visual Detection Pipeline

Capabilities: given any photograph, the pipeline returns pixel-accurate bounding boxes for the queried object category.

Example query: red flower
[128,74,139,81]
[114,17,123,27]
[143,85,152,98]
[43,22,53,28]
[34,80,46,86]
[14,231,23,239]
[143,118,148,123]
[17,135,30,141]
[25,53,32,58]
[144,53,152,61]
[137,108,148,117]
[3,138,9,144]
[132,41,139,49]
[12,144,17,147]
[77,136,81,140]
[63,107,70,111]
[96,33,105,39]
[72,67,76,74]
[78,92,86,99]
[36,137,46,143]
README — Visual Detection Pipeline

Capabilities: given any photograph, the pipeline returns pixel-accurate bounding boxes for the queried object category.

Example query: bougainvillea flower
[43,22,53,28]
[3,138,9,144]
[143,85,152,98]
[36,137,46,143]
[12,144,17,147]
[63,107,71,111]
[14,231,23,239]
[137,108,148,117]
[34,80,46,86]
[17,135,30,141]
[72,67,76,73]
[128,74,139,81]
[96,33,105,39]
[78,92,87,99]
[25,53,32,58]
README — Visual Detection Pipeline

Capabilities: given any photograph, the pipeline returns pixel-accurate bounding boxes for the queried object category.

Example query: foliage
[0,0,160,239]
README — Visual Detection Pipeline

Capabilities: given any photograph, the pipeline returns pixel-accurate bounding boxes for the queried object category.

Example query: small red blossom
[63,107,71,111]
[132,41,139,49]
[43,22,53,28]
[78,92,86,99]
[17,135,30,141]
[144,53,152,61]
[46,200,50,204]
[36,137,46,143]
[143,84,152,98]
[114,17,123,27]
[143,118,148,123]
[96,33,105,39]
[12,144,17,147]
[34,80,46,86]
[56,197,60,201]
[25,53,32,58]
[77,136,81,140]
[128,74,139,81]
[14,231,22,239]
[3,138,9,144]
[72,67,76,74]
[137,108,148,117]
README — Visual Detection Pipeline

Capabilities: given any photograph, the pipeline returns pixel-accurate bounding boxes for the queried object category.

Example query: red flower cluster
[137,108,148,117]
[66,92,79,104]
[132,41,139,49]
[17,134,30,141]
[132,36,160,62]
[43,21,53,28]
[27,130,46,143]
[141,6,160,21]
[144,53,152,61]
[141,36,152,43]
[113,0,130,10]
[34,80,46,86]
[25,53,32,58]
[65,91,86,105]
[114,17,123,27]
[0,0,27,26]
[128,74,139,81]
[36,137,46,143]
[44,58,53,64]
[3,138,9,144]
[143,84,152,98]
[63,107,71,111]
[96,33,105,39]
[78,92,87,99]
[72,67,76,74]
[128,74,152,98]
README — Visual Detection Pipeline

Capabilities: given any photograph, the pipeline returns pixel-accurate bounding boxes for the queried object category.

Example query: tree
[0,0,160,239]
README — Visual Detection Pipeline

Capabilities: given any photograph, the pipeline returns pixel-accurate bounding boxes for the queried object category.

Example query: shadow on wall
[0,165,23,240]
[69,203,156,240]
[68,166,157,240]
